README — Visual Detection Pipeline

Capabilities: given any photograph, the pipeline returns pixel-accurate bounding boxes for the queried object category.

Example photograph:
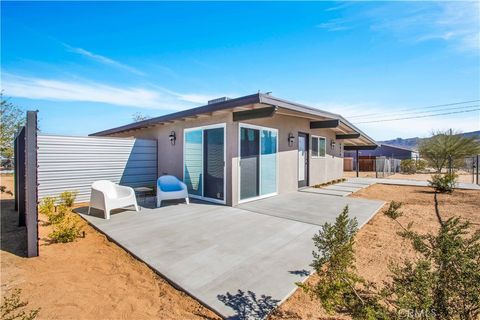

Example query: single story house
[91,93,377,206]
[344,143,418,161]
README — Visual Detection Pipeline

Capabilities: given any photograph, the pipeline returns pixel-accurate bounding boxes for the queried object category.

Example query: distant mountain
[379,130,480,150]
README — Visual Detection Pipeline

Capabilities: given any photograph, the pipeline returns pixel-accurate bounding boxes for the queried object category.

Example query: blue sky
[1,1,479,140]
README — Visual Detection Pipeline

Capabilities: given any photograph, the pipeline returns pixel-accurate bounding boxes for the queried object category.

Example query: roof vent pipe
[208,97,231,105]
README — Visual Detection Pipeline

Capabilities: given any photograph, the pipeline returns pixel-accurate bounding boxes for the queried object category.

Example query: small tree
[132,112,150,122]
[298,206,388,319]
[0,93,25,165]
[418,130,480,173]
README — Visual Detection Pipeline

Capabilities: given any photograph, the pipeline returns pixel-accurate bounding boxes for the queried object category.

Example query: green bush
[400,159,429,174]
[400,159,417,174]
[298,206,388,319]
[39,196,55,215]
[383,201,480,320]
[416,159,427,172]
[39,197,67,225]
[301,201,480,320]
[1,288,39,320]
[48,212,83,243]
[58,191,77,208]
[428,173,458,193]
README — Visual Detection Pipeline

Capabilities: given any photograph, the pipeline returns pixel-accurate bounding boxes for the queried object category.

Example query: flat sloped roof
[90,93,377,146]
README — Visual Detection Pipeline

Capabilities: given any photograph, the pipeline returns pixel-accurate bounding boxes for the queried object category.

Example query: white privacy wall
[37,135,157,203]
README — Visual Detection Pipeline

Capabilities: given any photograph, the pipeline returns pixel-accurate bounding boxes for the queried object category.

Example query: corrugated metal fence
[38,135,157,203]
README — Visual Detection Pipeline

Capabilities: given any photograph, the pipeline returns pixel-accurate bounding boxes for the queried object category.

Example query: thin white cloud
[177,93,226,104]
[324,2,352,12]
[1,73,225,110]
[369,1,480,53]
[316,19,352,32]
[63,43,145,76]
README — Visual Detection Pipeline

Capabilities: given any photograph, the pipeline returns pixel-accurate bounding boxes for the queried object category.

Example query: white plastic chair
[88,180,139,219]
[157,175,189,208]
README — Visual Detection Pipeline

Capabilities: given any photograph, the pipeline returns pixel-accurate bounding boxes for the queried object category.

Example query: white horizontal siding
[37,135,157,203]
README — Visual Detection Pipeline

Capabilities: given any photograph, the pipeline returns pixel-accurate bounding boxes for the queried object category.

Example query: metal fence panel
[37,135,157,203]
[25,111,38,257]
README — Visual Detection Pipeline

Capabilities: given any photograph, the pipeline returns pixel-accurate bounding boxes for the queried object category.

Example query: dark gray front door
[298,132,309,188]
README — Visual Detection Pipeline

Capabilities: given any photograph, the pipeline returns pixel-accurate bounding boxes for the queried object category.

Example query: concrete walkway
[348,177,480,190]
[302,180,371,197]
[308,177,480,197]
[78,192,383,319]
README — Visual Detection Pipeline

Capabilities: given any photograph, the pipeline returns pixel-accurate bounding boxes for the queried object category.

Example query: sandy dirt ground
[1,174,219,320]
[343,171,475,183]
[270,184,480,319]
[2,173,479,320]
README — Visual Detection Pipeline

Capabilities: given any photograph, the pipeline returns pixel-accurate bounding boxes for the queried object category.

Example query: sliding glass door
[204,128,225,200]
[239,124,278,202]
[184,124,225,203]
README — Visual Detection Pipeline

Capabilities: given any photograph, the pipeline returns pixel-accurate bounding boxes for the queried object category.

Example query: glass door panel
[203,128,224,200]
[184,130,203,196]
[260,130,277,195]
[240,127,259,200]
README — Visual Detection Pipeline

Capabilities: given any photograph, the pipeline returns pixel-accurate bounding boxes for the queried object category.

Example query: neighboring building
[91,93,377,206]
[344,143,418,161]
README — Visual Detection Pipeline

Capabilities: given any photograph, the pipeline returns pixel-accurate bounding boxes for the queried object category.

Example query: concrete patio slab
[78,192,384,319]
[239,191,384,226]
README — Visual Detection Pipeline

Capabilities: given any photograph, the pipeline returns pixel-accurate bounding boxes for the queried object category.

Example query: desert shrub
[428,173,457,193]
[400,159,417,174]
[48,212,83,243]
[383,201,480,320]
[415,159,427,172]
[40,198,68,225]
[38,196,56,218]
[0,185,13,196]
[58,191,77,208]
[1,288,39,320]
[298,206,388,319]
[401,159,428,174]
[302,201,480,320]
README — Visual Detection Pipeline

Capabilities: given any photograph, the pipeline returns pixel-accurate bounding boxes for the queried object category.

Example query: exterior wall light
[169,131,176,145]
[330,140,336,149]
[288,133,295,147]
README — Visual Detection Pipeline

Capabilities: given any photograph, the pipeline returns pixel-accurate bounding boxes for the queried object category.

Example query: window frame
[311,135,326,158]
[183,123,227,205]
[238,123,279,204]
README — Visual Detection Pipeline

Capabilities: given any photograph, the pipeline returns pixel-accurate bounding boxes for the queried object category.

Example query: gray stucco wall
[38,135,157,203]
[108,111,344,205]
